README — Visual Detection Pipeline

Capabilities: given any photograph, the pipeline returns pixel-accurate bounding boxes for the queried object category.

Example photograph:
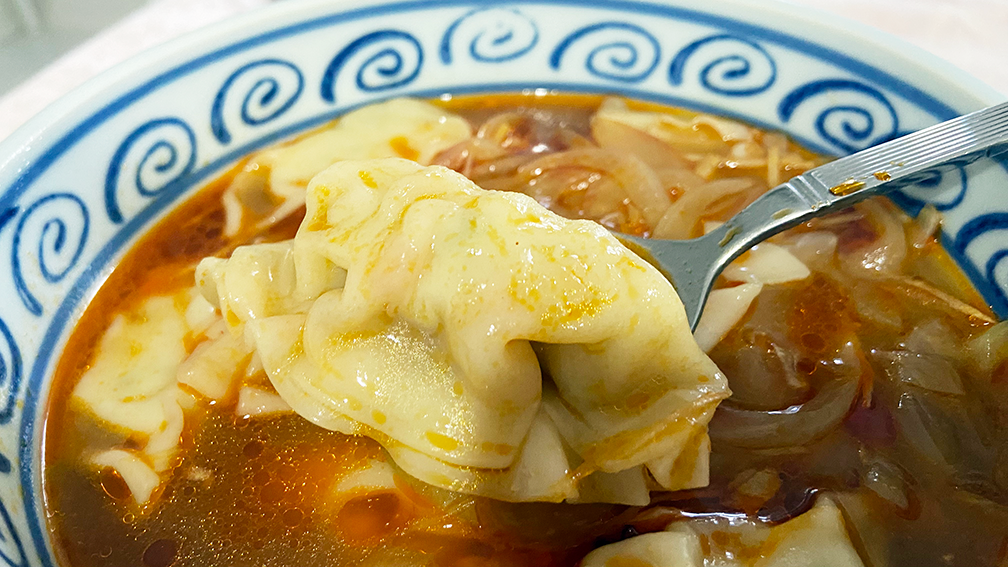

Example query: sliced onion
[882,276,997,325]
[860,450,912,512]
[472,112,528,160]
[850,279,903,331]
[892,390,952,469]
[874,351,965,396]
[831,492,894,567]
[222,189,244,238]
[694,283,762,352]
[521,166,603,211]
[582,177,633,220]
[892,386,994,481]
[778,231,838,272]
[520,148,670,227]
[652,178,757,239]
[595,98,730,153]
[693,115,755,143]
[588,115,701,196]
[429,138,472,172]
[721,242,810,285]
[473,111,574,160]
[708,378,859,449]
[657,167,706,197]
[469,152,538,182]
[728,140,766,161]
[713,333,810,411]
[839,199,907,276]
[806,207,865,231]
[903,318,964,363]
[906,203,942,250]
[591,115,691,171]
[519,167,631,230]
[222,162,281,237]
[968,320,1008,376]
[729,468,783,504]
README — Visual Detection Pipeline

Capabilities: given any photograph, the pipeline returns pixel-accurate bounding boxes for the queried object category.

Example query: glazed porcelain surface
[0,0,1005,565]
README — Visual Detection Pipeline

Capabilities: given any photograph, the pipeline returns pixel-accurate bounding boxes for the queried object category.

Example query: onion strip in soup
[44,94,1008,567]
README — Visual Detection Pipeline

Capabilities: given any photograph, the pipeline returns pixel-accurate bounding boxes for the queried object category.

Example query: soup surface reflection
[44,94,1008,567]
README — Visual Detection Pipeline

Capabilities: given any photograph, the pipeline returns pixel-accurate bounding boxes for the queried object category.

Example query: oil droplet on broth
[335,493,410,542]
[282,508,304,527]
[142,539,178,567]
[261,480,286,503]
[99,467,131,501]
[243,439,265,458]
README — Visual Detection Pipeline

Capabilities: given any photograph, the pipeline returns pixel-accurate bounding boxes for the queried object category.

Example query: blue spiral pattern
[321,30,423,104]
[778,79,899,155]
[11,194,89,317]
[104,117,197,224]
[0,319,21,427]
[953,212,1008,315]
[0,205,29,567]
[440,7,539,64]
[668,34,776,96]
[0,208,16,425]
[550,22,660,83]
[211,59,304,144]
[0,209,14,232]
[0,495,26,567]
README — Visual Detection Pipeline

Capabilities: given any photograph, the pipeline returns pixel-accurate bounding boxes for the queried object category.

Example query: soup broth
[43,94,1008,567]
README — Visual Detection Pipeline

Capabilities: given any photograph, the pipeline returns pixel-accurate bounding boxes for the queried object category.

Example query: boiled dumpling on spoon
[198,157,729,504]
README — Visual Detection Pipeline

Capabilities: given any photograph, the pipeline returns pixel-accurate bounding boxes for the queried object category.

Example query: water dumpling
[579,498,865,567]
[197,158,729,504]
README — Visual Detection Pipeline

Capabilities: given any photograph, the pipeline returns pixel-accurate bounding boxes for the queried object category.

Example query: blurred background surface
[0,0,1005,142]
[0,0,148,95]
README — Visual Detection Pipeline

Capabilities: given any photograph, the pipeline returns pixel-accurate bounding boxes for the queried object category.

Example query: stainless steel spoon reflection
[616,100,1008,331]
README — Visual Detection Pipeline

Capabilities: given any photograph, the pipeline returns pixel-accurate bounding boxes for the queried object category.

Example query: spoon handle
[710,100,1008,271]
[627,100,1008,331]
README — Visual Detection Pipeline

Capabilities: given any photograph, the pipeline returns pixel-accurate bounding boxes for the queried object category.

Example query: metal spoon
[617,100,1008,331]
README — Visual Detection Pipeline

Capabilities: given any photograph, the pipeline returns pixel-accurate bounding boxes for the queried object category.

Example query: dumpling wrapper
[224,98,472,234]
[72,290,209,476]
[199,158,729,503]
[579,498,865,567]
[73,293,189,437]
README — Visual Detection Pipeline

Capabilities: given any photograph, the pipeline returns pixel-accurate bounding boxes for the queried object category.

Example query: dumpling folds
[71,290,206,476]
[580,498,865,567]
[198,158,729,503]
[224,98,471,234]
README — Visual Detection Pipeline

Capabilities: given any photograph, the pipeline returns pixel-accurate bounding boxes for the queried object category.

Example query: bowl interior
[0,0,1006,564]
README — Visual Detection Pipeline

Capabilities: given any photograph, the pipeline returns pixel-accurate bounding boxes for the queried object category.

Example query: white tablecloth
[1,0,1005,143]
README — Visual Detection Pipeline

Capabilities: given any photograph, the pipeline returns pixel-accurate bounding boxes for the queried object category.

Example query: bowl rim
[1,0,1004,170]
[3,1,1007,566]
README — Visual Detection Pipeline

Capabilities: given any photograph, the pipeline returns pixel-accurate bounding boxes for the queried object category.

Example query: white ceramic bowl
[0,0,1006,564]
